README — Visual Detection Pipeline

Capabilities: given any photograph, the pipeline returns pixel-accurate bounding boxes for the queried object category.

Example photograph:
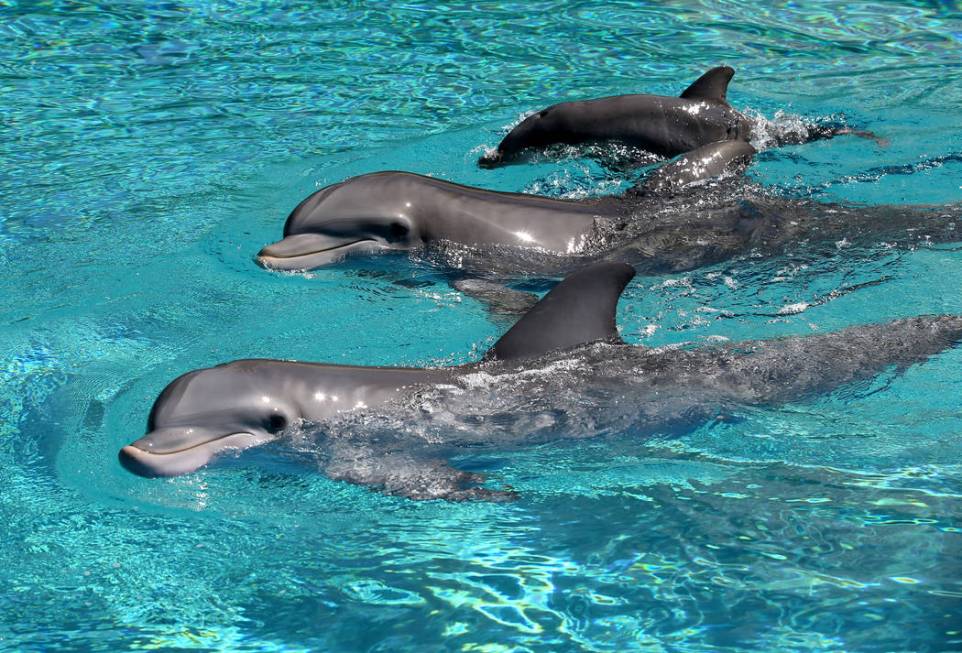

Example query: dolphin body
[120,263,962,500]
[477,65,879,168]
[256,139,758,273]
[478,66,751,168]
[257,141,960,279]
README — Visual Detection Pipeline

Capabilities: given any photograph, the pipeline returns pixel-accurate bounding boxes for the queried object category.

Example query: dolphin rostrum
[120,263,962,500]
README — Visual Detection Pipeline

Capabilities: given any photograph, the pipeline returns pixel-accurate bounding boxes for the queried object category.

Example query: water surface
[2,2,962,651]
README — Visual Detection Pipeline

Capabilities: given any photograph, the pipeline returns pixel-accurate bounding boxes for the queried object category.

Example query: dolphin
[120,263,962,500]
[478,66,751,168]
[256,140,757,274]
[477,65,881,168]
[256,142,959,279]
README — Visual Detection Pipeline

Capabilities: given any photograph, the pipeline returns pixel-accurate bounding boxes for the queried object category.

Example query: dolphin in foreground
[121,263,962,500]
[478,65,880,168]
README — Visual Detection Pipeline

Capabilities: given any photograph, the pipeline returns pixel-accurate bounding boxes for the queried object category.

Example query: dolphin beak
[119,443,223,478]
[256,233,387,271]
[119,428,273,478]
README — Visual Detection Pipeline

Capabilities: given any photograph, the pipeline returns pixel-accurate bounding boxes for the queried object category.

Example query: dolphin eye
[389,222,410,239]
[266,414,288,433]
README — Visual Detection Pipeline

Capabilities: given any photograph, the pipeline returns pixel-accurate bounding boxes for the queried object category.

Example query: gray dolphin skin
[256,140,757,273]
[477,66,751,167]
[120,263,962,500]
[628,139,757,196]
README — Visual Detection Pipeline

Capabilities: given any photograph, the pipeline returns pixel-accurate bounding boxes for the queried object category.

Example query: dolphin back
[728,316,962,405]
[630,139,757,196]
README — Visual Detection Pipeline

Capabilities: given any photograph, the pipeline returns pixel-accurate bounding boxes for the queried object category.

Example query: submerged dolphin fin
[484,262,636,362]
[324,442,517,501]
[680,66,735,104]
[630,139,757,196]
[453,278,540,319]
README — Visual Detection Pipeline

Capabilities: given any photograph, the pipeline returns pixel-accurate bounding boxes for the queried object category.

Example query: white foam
[778,302,810,315]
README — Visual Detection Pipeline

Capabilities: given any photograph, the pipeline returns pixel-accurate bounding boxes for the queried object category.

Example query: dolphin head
[257,178,425,271]
[119,362,299,477]
[478,108,561,168]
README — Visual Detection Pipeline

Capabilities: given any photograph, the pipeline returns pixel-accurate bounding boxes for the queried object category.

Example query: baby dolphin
[478,65,882,168]
[478,66,751,167]
[121,263,962,501]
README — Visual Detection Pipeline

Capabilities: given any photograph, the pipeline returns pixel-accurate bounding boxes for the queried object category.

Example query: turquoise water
[3,1,962,650]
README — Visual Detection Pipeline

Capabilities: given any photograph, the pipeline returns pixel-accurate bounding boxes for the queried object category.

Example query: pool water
[2,2,962,651]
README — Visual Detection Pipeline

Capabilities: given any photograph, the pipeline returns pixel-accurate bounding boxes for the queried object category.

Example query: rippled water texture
[2,2,962,651]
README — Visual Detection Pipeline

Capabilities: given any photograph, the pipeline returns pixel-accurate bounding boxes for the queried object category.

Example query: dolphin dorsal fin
[483,263,636,362]
[680,66,735,103]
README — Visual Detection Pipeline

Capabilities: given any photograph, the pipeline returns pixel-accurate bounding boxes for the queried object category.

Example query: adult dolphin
[477,65,882,168]
[256,144,960,279]
[256,140,757,274]
[120,263,962,500]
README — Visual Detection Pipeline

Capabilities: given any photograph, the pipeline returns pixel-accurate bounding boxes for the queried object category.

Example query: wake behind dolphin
[120,263,962,500]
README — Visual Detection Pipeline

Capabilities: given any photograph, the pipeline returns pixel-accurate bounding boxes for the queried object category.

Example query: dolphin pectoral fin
[453,278,539,322]
[484,262,636,362]
[679,65,735,103]
[325,451,516,502]
[442,485,519,502]
[630,139,757,196]
[391,464,518,502]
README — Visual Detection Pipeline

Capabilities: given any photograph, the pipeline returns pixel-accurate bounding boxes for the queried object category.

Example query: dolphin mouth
[119,432,264,478]
[257,233,388,271]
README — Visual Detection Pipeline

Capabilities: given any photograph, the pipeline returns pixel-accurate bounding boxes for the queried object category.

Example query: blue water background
[2,2,962,651]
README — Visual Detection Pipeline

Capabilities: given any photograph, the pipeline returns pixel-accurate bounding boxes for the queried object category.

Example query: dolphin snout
[119,445,169,478]
[118,443,213,478]
[119,430,275,478]
[119,424,236,477]
[257,233,390,271]
[258,233,345,259]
